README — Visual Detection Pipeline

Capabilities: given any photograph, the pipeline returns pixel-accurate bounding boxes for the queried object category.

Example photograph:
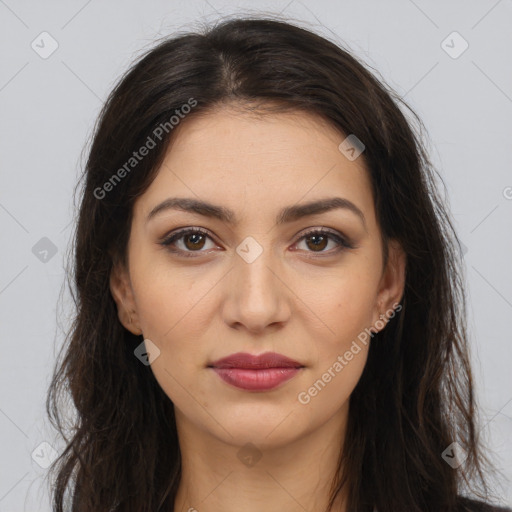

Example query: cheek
[129,261,219,391]
[131,254,220,341]
[295,271,376,408]
[297,299,371,416]
[135,285,213,410]
[304,347,369,420]
[301,269,378,345]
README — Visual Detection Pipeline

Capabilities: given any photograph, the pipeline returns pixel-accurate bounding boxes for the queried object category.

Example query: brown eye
[160,228,217,256]
[294,229,353,255]
[305,233,329,252]
[183,232,206,251]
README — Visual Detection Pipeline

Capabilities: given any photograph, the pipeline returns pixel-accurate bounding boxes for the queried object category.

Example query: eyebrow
[146,196,367,231]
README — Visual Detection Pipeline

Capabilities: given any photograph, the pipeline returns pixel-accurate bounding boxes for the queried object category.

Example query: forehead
[134,106,376,229]
[166,105,360,170]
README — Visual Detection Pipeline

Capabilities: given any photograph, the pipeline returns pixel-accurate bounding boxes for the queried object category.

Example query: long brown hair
[47,15,497,511]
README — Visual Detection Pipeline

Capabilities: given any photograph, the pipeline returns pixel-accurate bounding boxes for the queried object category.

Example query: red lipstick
[209,352,303,391]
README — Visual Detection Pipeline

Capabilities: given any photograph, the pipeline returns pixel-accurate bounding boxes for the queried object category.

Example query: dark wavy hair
[46,15,501,512]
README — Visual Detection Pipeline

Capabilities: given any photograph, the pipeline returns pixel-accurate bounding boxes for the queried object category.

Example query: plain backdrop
[0,0,511,509]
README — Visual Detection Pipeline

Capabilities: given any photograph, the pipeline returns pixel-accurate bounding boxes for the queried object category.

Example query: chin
[207,404,307,448]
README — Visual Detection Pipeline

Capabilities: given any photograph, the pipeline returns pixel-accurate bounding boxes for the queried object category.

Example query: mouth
[208,352,304,391]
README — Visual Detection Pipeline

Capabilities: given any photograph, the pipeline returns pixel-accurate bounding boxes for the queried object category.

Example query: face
[110,105,405,449]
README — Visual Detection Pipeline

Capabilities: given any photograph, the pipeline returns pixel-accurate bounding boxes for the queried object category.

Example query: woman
[46,16,511,512]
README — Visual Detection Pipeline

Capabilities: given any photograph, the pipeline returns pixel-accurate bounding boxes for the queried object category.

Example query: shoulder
[457,496,512,512]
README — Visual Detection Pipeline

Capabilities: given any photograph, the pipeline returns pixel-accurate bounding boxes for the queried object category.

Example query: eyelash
[159,227,355,258]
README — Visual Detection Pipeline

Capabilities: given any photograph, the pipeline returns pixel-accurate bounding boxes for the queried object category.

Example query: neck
[173,403,349,512]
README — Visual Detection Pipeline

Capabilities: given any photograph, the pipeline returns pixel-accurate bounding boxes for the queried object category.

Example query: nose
[221,242,291,335]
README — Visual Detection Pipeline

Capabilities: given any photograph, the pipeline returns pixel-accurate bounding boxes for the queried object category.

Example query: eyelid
[295,226,353,246]
[159,227,220,256]
[159,226,355,256]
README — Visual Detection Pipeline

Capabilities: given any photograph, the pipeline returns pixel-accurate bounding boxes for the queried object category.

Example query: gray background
[1,0,511,509]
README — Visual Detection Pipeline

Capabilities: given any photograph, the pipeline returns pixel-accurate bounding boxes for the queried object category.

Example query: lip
[208,352,304,391]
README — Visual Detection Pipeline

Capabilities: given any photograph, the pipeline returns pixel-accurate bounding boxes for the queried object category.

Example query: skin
[110,104,406,512]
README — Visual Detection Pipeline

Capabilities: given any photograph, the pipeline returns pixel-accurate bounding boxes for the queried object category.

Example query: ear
[373,238,406,329]
[109,261,143,336]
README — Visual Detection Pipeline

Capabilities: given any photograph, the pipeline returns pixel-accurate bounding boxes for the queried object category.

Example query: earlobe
[109,263,143,336]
